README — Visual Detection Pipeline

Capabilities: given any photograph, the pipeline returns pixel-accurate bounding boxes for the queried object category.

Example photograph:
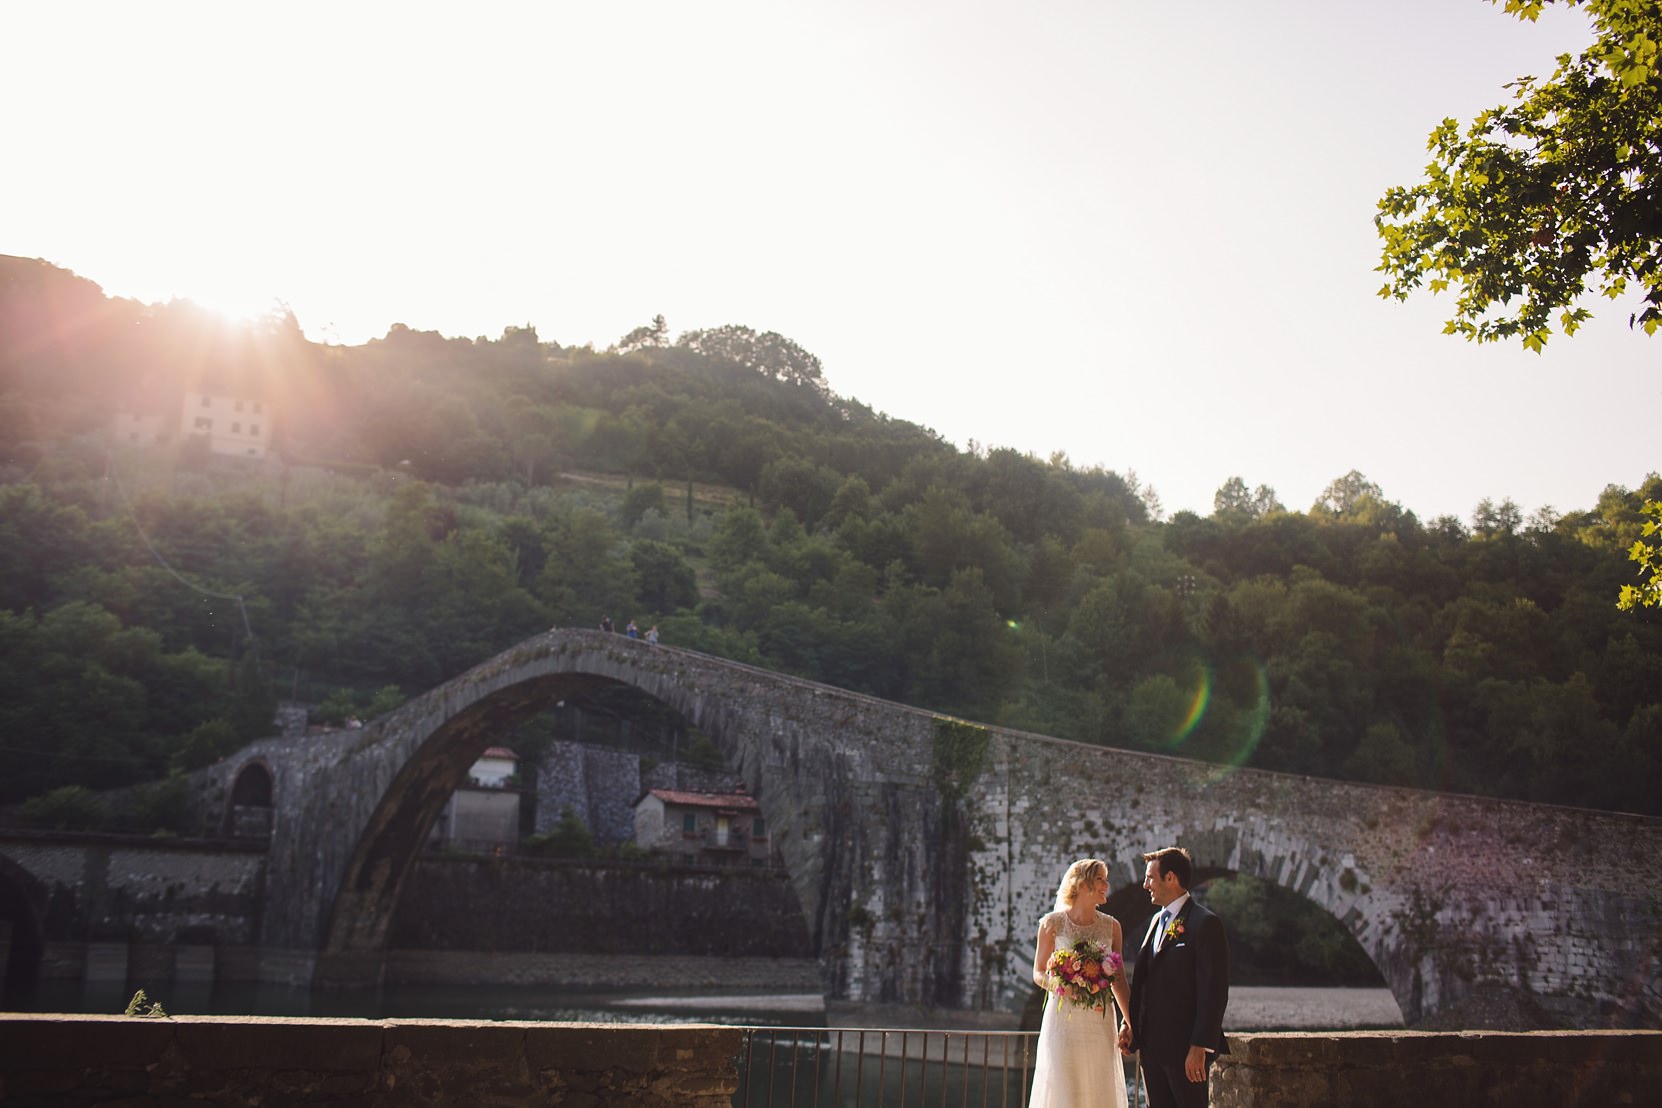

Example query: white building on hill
[182,390,271,459]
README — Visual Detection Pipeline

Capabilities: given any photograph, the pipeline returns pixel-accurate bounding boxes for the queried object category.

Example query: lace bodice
[1045,909,1116,950]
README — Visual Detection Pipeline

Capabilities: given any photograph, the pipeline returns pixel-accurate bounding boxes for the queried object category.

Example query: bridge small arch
[1020,862,1398,1030]
[223,759,274,839]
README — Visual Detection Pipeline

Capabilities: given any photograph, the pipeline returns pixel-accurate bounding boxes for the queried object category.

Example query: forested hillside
[3,255,1659,820]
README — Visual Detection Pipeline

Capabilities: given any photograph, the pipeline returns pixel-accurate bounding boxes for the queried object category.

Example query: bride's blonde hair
[1053,858,1108,913]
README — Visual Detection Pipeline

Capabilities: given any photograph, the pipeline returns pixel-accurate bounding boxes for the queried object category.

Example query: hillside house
[632,785,773,867]
[182,389,271,459]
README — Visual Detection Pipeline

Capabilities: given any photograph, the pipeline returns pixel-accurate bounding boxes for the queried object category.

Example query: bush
[363,685,406,719]
[314,688,359,725]
[172,718,240,772]
[129,772,195,835]
[522,805,594,858]
[20,785,110,831]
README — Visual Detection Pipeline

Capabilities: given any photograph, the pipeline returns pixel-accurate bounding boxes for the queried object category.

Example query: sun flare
[177,283,287,328]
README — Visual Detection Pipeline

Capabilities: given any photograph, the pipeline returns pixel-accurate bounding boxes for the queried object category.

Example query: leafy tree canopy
[1376,0,1662,348]
[677,324,827,389]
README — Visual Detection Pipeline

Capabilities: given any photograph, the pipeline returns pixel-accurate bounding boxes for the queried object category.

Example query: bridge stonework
[192,630,1657,1027]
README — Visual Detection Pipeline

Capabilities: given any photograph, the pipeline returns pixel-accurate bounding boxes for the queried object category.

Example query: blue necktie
[1155,909,1171,952]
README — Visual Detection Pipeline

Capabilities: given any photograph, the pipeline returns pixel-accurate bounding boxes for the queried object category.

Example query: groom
[1118,846,1230,1108]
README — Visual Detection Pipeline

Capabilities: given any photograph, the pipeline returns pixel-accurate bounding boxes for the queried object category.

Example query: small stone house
[468,746,519,788]
[632,785,773,867]
[430,747,521,853]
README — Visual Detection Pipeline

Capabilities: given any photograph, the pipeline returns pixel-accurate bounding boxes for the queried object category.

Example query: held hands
[1116,1023,1133,1056]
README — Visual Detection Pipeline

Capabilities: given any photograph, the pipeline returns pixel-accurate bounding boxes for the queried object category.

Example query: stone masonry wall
[0,832,264,945]
[388,856,811,958]
[1212,1029,1662,1107]
[534,740,743,843]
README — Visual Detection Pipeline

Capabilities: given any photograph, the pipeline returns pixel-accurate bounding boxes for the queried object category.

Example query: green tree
[1376,0,1662,347]
[630,539,698,613]
[619,483,667,529]
[677,324,827,388]
[537,507,638,627]
[1311,470,1386,518]
[617,314,670,353]
[1213,477,1284,521]
[1617,498,1662,608]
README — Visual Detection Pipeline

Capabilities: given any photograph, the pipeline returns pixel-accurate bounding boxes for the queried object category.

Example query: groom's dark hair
[1143,846,1193,890]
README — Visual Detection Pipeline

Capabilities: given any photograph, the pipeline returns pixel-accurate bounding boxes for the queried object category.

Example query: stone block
[0,1015,173,1070]
[1214,1031,1662,1107]
[172,1015,383,1072]
[383,1019,529,1066]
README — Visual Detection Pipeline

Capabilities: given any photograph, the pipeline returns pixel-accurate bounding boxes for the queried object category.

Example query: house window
[200,395,211,407]
[253,401,263,414]
[231,422,242,434]
[250,424,260,436]
[235,399,244,411]
[129,432,140,442]
[682,813,696,836]
[752,817,766,838]
[194,417,212,431]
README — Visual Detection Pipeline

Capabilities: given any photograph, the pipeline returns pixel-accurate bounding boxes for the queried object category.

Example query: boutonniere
[1164,916,1185,944]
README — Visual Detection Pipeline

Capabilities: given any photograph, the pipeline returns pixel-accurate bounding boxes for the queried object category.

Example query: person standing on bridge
[1027,858,1131,1108]
[1119,846,1230,1108]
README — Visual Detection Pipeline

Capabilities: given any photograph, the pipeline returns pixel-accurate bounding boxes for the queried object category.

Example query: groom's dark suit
[1127,896,1230,1108]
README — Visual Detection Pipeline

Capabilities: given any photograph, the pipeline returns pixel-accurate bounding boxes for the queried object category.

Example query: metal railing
[734,1027,1147,1108]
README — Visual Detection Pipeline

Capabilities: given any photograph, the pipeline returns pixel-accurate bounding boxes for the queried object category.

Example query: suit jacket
[1128,897,1230,1065]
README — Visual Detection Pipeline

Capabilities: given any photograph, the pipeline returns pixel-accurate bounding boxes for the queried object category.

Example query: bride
[1027,858,1131,1108]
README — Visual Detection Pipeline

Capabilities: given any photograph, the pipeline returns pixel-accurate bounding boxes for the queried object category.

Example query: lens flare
[1189,655,1271,785]
[1173,667,1211,746]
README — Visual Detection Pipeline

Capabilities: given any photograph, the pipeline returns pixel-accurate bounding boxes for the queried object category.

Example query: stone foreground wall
[4,1018,1656,1107]
[1212,1030,1662,1107]
[0,1015,740,1108]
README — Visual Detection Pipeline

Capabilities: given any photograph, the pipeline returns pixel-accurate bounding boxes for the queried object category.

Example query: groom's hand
[1184,1044,1207,1083]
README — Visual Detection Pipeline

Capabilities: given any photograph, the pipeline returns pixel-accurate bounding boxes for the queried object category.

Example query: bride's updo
[1052,858,1108,913]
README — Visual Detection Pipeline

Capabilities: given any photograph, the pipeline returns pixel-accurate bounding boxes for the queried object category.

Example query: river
[9,979,1401,1030]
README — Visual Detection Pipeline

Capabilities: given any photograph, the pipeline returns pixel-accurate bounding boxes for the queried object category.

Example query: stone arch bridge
[200,630,1661,1026]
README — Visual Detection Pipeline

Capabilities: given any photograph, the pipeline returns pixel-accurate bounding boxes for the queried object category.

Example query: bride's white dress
[1028,910,1130,1108]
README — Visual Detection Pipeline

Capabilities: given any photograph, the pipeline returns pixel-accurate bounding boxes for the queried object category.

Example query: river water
[11,978,1401,1030]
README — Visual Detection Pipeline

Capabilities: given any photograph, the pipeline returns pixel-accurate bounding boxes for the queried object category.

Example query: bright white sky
[3,1,1654,521]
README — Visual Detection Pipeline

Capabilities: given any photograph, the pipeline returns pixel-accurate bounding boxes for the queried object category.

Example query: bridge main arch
[267,630,965,997]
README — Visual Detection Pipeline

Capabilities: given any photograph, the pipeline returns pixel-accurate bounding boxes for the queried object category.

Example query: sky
[3,1,1655,522]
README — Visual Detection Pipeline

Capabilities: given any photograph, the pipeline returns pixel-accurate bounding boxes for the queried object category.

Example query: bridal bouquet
[1045,938,1122,1014]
